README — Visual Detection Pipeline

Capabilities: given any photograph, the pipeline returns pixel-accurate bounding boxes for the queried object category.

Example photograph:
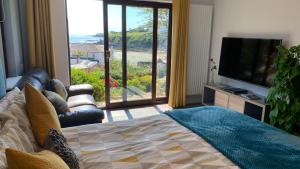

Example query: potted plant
[267,44,300,135]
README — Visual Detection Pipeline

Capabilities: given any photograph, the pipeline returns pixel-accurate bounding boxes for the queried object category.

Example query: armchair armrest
[58,109,104,128]
[67,84,94,97]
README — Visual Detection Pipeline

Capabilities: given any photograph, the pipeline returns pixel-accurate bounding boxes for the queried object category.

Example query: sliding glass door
[67,0,171,108]
[104,0,171,108]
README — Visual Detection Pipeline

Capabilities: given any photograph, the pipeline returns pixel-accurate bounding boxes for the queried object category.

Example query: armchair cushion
[58,109,104,128]
[67,84,94,97]
[67,94,95,108]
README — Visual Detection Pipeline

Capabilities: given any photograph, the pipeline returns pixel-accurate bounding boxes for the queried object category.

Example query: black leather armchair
[16,68,105,128]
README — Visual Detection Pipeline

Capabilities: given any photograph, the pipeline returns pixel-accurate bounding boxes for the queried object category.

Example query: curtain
[26,0,55,77]
[168,0,190,108]
[0,57,6,98]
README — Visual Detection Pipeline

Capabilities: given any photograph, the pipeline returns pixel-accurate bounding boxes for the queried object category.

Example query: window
[67,0,172,108]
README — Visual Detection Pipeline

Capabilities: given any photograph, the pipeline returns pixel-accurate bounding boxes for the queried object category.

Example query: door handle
[105,50,110,61]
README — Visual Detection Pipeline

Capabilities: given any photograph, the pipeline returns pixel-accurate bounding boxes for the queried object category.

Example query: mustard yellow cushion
[5,148,70,169]
[25,84,61,146]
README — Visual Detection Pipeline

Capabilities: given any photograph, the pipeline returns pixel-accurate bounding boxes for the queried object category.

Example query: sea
[69,35,104,43]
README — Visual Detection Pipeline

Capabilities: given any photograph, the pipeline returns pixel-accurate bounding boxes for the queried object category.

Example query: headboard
[0,57,6,99]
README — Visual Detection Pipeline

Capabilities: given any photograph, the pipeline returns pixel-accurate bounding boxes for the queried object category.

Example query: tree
[141,8,170,29]
[73,50,86,64]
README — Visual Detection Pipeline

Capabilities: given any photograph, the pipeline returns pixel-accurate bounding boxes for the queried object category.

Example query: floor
[102,104,172,123]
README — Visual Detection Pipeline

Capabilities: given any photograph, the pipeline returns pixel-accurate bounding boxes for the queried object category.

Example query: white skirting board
[187,4,213,96]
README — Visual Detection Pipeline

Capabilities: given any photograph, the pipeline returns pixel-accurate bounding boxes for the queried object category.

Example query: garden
[71,58,166,102]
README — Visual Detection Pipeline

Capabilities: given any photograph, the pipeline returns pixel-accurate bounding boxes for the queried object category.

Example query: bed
[63,111,238,169]
[63,106,300,169]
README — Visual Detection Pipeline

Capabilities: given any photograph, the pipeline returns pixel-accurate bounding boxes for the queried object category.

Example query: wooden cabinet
[214,91,229,107]
[202,84,269,122]
[228,95,245,113]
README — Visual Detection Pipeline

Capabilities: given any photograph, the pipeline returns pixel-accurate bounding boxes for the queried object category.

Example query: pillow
[5,149,70,169]
[0,88,21,112]
[43,90,70,114]
[0,89,39,168]
[25,84,61,146]
[49,79,68,100]
[44,129,79,169]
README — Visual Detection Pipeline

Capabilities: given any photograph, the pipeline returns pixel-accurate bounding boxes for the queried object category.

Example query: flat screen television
[218,37,282,87]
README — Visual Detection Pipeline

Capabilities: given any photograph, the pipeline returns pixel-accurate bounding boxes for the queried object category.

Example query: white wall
[211,0,300,96]
[50,0,70,85]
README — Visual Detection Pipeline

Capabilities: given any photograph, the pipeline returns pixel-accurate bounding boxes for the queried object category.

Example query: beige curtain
[168,0,190,108]
[26,0,55,77]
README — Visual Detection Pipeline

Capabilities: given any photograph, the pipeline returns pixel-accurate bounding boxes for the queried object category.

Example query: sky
[67,0,151,35]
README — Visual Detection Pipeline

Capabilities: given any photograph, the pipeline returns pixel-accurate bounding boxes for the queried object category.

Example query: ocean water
[70,35,104,43]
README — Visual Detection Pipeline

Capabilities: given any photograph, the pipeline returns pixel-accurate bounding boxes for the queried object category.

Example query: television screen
[218,37,282,87]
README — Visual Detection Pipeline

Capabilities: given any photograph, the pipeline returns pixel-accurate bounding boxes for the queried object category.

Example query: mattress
[63,114,239,169]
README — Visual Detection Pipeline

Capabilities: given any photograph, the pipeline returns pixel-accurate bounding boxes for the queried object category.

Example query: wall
[50,0,70,85]
[211,0,300,97]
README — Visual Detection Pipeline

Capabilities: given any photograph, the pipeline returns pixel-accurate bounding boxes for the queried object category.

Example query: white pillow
[0,88,20,112]
[0,89,39,169]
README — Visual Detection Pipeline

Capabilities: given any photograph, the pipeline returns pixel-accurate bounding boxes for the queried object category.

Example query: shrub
[267,45,300,134]
[71,68,105,102]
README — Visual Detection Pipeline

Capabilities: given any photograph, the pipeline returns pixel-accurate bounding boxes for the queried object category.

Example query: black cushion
[70,105,98,112]
[16,76,43,91]
[43,90,70,114]
[43,129,80,169]
[27,68,50,85]
[58,109,104,128]
[67,84,94,97]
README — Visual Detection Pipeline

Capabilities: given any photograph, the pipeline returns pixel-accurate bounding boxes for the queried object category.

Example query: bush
[71,60,166,102]
[267,45,300,134]
[71,68,105,102]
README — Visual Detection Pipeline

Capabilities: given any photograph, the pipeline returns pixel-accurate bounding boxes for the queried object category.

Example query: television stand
[221,87,248,94]
[202,83,269,122]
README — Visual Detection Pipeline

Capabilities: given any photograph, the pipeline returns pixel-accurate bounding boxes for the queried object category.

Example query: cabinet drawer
[228,95,245,113]
[214,91,229,107]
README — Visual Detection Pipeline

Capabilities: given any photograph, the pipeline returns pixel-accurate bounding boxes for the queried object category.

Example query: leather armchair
[16,68,105,127]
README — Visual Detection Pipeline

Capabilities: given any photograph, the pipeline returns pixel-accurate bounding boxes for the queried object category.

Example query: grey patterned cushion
[50,79,68,100]
[43,90,70,114]
[43,129,79,169]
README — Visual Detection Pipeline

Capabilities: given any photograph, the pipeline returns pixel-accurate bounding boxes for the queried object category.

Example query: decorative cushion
[5,149,70,169]
[43,90,70,114]
[44,129,79,169]
[0,88,20,112]
[0,89,39,168]
[25,84,61,146]
[49,79,68,100]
